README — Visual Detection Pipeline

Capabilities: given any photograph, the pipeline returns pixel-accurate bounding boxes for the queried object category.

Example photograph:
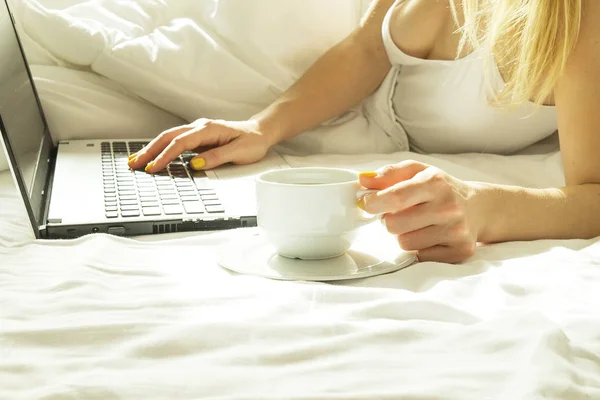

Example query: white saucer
[216,228,417,282]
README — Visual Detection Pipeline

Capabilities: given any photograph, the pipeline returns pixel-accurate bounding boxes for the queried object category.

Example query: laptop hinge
[38,225,48,239]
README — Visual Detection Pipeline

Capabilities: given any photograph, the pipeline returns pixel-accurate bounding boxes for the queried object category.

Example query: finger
[395,224,451,252]
[128,125,191,169]
[417,242,476,264]
[359,160,430,190]
[193,145,215,154]
[383,202,450,236]
[147,126,224,173]
[192,141,241,170]
[363,169,438,214]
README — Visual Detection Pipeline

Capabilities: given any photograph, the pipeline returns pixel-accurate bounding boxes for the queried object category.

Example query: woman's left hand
[359,160,482,264]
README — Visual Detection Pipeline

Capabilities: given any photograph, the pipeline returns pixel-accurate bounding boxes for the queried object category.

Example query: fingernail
[359,171,378,179]
[145,161,155,172]
[357,198,365,210]
[128,153,137,161]
[127,157,137,166]
[191,157,206,170]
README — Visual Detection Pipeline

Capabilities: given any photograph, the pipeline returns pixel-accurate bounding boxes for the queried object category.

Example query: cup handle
[356,189,381,226]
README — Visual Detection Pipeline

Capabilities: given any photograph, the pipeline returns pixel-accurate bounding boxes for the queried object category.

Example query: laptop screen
[0,0,53,229]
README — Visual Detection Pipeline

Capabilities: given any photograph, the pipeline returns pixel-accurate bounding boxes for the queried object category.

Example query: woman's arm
[471,0,600,243]
[255,0,396,146]
[359,0,600,263]
[131,0,397,171]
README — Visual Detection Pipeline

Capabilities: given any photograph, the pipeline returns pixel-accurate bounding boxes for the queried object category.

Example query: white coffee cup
[255,167,377,260]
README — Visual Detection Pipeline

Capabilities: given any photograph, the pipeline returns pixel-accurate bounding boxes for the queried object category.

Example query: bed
[2,1,600,399]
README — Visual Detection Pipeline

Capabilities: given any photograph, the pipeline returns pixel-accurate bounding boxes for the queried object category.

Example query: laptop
[0,0,290,239]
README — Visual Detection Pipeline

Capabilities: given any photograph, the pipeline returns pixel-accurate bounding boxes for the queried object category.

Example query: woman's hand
[359,161,483,263]
[127,118,274,173]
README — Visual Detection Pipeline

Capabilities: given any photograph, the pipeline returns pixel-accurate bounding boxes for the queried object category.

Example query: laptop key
[156,183,174,188]
[142,207,162,216]
[203,200,222,206]
[161,199,181,205]
[105,206,118,212]
[120,205,140,211]
[106,212,119,218]
[120,200,139,206]
[163,205,184,215]
[119,195,138,201]
[200,195,219,201]
[181,196,199,202]
[205,205,225,213]
[183,203,204,214]
[141,202,160,208]
[122,210,141,217]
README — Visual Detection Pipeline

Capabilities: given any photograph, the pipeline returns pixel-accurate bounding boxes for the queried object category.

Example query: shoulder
[561,0,600,77]
[578,0,600,48]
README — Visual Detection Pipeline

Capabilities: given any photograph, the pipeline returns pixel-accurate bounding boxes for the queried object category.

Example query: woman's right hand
[127,118,275,173]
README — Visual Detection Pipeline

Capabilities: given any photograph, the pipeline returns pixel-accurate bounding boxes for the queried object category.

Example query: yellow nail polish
[145,161,155,172]
[357,198,365,210]
[191,158,206,170]
[127,156,137,166]
[359,172,378,179]
[128,153,137,161]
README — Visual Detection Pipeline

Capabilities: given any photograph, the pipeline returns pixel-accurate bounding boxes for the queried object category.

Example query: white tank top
[381,2,558,154]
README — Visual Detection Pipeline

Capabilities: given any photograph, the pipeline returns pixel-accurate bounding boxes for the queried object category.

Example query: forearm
[471,182,600,243]
[253,36,390,145]
[252,0,396,145]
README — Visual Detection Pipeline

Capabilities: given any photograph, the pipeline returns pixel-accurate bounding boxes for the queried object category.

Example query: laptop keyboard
[101,141,226,219]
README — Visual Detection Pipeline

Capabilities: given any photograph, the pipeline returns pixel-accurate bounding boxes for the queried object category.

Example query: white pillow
[0,65,185,173]
[18,0,370,121]
[31,65,185,142]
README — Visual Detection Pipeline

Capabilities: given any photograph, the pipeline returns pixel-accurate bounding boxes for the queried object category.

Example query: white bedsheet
[2,148,600,399]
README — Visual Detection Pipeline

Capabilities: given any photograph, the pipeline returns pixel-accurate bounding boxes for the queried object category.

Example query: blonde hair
[449,0,582,106]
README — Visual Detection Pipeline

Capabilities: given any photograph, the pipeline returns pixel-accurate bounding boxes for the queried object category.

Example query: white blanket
[3,147,600,399]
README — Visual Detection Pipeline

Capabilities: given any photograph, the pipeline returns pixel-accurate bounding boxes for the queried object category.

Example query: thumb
[358,160,429,190]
